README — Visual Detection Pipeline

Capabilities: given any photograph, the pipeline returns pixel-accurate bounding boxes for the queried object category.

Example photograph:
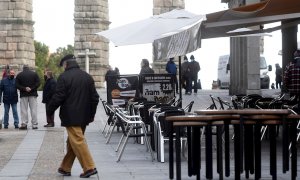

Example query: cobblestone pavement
[0,88,299,180]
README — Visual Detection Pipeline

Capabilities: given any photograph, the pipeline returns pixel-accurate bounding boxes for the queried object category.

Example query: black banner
[106,75,139,105]
[140,74,175,104]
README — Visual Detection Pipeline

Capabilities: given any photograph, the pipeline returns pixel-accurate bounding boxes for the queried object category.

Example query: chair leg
[102,121,108,134]
[200,126,205,141]
[106,120,117,144]
[142,123,155,161]
[116,123,129,152]
[117,125,133,162]
[261,125,268,141]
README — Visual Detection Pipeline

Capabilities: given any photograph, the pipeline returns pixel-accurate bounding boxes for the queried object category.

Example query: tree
[34,41,49,90]
[47,45,74,79]
[34,41,74,90]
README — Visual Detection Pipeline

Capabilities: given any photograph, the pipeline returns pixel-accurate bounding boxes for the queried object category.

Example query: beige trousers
[60,126,96,172]
[20,96,38,127]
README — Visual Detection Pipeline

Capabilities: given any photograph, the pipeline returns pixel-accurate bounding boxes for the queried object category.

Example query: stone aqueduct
[0,0,188,88]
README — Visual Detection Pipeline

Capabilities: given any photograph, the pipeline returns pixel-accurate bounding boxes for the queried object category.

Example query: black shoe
[44,124,54,127]
[19,125,27,130]
[32,127,38,130]
[80,168,97,178]
[4,126,8,129]
[58,168,71,176]
[15,125,19,129]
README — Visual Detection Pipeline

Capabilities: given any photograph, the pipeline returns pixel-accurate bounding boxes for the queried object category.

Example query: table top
[195,109,291,115]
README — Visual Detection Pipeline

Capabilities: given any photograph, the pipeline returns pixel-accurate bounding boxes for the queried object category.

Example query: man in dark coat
[166,57,178,93]
[16,64,40,130]
[189,55,200,93]
[47,54,99,178]
[0,70,19,129]
[181,56,192,94]
[42,70,56,127]
[275,63,282,89]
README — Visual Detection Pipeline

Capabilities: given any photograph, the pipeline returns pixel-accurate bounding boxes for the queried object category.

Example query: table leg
[205,125,213,179]
[175,126,181,180]
[193,127,201,179]
[234,124,241,180]
[290,121,297,180]
[187,127,192,177]
[282,118,289,173]
[269,125,277,180]
[224,123,230,177]
[217,125,224,180]
[169,123,174,179]
[254,124,261,180]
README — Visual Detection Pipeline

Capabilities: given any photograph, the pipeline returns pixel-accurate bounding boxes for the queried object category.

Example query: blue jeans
[3,103,19,127]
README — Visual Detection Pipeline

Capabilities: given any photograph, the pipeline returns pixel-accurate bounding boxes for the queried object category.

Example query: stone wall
[152,0,185,74]
[0,0,35,73]
[74,0,110,88]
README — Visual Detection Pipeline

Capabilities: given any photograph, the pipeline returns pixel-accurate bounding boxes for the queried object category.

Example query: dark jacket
[181,61,191,77]
[42,77,57,104]
[15,67,40,97]
[166,60,177,75]
[46,61,99,127]
[139,67,154,75]
[0,77,18,104]
[189,60,200,77]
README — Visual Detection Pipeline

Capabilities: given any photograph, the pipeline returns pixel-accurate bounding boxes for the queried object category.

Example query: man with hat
[16,64,40,130]
[181,55,192,94]
[284,49,300,113]
[189,55,201,93]
[47,54,99,178]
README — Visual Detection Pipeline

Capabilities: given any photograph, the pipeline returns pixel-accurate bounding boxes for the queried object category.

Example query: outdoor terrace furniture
[166,109,299,180]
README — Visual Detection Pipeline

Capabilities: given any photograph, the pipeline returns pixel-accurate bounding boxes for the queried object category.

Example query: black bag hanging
[197,79,202,89]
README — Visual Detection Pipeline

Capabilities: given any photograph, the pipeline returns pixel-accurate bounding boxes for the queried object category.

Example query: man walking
[0,70,19,129]
[47,54,99,178]
[189,55,200,93]
[16,65,40,130]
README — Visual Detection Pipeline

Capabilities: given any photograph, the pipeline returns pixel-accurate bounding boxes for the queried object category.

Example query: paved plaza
[0,88,299,180]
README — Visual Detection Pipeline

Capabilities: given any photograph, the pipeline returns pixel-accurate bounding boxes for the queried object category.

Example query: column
[0,0,35,72]
[228,0,261,95]
[74,0,110,88]
[152,0,185,73]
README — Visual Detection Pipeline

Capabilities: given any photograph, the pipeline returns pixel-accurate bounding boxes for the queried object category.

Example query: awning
[202,0,300,38]
[153,0,300,60]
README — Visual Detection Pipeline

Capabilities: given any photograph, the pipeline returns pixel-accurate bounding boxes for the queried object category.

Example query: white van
[217,55,272,89]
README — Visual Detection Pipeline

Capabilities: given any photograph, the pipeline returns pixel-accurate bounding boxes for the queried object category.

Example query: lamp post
[77,49,96,73]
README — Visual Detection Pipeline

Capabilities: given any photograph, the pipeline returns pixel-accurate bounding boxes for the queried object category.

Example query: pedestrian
[166,57,178,93]
[181,55,192,94]
[2,65,10,79]
[42,69,57,127]
[105,65,117,82]
[0,70,19,129]
[283,49,300,113]
[275,63,282,89]
[189,55,200,93]
[139,59,154,75]
[114,67,120,75]
[16,65,40,130]
[46,54,99,178]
